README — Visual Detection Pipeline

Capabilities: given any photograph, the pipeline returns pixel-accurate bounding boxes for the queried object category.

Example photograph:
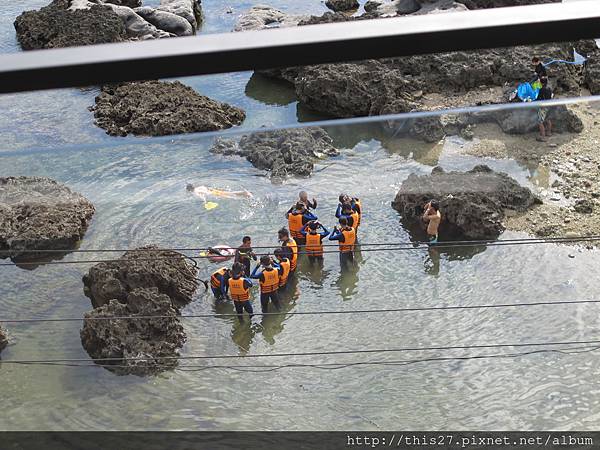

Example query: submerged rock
[210,127,340,181]
[14,0,126,50]
[0,327,8,354]
[391,165,541,240]
[91,81,246,136]
[82,246,199,310]
[80,287,186,376]
[0,177,95,262]
[325,0,360,12]
[234,5,309,31]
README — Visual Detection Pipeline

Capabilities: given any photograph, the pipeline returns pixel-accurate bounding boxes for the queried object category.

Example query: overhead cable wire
[2,338,600,364]
[1,299,599,324]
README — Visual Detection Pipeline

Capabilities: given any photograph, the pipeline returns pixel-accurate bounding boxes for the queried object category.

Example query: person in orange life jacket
[226,262,254,322]
[273,248,291,290]
[286,202,318,246]
[335,203,360,239]
[337,194,361,224]
[234,235,257,276]
[278,227,299,272]
[329,217,357,266]
[298,191,317,211]
[301,220,330,262]
[251,255,283,313]
[210,267,231,300]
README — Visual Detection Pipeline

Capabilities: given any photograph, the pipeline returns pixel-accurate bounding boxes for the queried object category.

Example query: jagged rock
[584,50,600,95]
[0,327,8,354]
[107,3,175,39]
[134,6,193,36]
[325,0,360,12]
[14,0,126,50]
[574,199,594,214]
[82,246,199,310]
[0,177,95,262]
[80,288,186,376]
[234,5,309,31]
[490,105,584,134]
[210,127,340,180]
[91,81,246,136]
[157,0,202,30]
[391,165,541,239]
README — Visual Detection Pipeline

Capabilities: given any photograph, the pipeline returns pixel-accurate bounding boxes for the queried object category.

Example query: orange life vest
[260,268,280,293]
[278,258,291,287]
[287,238,298,271]
[339,227,356,253]
[210,267,228,288]
[229,277,250,301]
[288,213,304,239]
[354,199,362,227]
[305,232,323,257]
[350,210,360,230]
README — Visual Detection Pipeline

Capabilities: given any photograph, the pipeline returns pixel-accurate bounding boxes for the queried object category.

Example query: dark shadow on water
[258,275,300,346]
[334,254,360,301]
[5,249,80,271]
[244,73,297,106]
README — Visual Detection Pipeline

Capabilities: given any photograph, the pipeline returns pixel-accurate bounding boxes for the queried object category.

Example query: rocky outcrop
[82,246,199,309]
[210,127,340,180]
[234,5,309,31]
[325,0,360,12]
[106,3,174,39]
[157,0,202,30]
[0,177,95,262]
[14,0,126,50]
[105,0,141,7]
[584,50,600,95]
[489,105,584,134]
[392,165,541,240]
[91,81,246,136]
[81,247,199,376]
[134,6,193,36]
[80,287,186,376]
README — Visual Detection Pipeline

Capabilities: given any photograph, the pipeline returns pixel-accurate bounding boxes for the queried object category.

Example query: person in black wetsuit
[532,56,547,80]
[234,236,257,276]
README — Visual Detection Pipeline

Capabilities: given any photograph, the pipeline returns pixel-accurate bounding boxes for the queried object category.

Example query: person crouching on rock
[210,267,231,300]
[535,77,553,142]
[227,262,254,322]
[251,256,282,313]
[422,200,441,245]
[286,202,317,246]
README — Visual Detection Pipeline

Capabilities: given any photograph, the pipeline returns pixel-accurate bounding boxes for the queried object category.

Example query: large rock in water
[82,246,199,309]
[0,327,8,355]
[325,0,360,12]
[391,165,541,240]
[134,6,193,36]
[210,127,340,181]
[157,0,202,30]
[14,0,126,50]
[80,288,186,376]
[0,177,95,262]
[81,246,199,376]
[91,81,246,136]
[233,5,308,31]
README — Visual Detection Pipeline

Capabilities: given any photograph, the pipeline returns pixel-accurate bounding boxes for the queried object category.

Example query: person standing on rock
[531,57,547,81]
[286,202,318,246]
[329,217,356,268]
[535,77,553,142]
[251,256,282,313]
[227,262,254,322]
[234,236,257,276]
[422,200,442,245]
[210,267,231,300]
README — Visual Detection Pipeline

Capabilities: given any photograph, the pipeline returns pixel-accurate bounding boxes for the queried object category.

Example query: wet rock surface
[91,81,246,136]
[80,287,186,376]
[14,0,126,50]
[81,246,199,376]
[0,177,95,262]
[82,246,199,310]
[325,0,360,12]
[233,5,308,31]
[157,0,202,30]
[210,127,340,181]
[392,165,540,239]
[134,6,193,36]
[0,327,8,354]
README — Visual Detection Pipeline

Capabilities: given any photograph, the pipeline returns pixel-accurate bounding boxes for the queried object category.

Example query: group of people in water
[208,190,442,322]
